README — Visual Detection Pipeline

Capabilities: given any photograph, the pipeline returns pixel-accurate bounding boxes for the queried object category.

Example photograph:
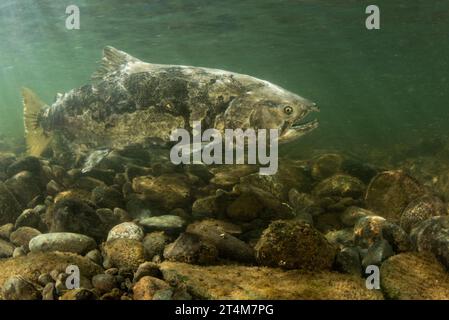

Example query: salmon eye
[283,106,293,115]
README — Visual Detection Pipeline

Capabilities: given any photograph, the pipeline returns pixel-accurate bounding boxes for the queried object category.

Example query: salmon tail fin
[21,88,52,157]
[92,46,140,81]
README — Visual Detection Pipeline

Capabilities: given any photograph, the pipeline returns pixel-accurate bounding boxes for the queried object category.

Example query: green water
[0,0,448,156]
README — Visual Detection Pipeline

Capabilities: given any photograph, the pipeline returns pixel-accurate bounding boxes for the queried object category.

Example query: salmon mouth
[279,110,319,143]
[291,118,319,131]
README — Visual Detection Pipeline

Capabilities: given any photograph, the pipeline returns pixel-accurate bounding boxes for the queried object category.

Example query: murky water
[0,0,448,156]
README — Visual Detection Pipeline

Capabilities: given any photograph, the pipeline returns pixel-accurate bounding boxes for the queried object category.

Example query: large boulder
[0,252,103,297]
[380,252,449,299]
[160,262,382,300]
[255,220,336,270]
[365,170,425,223]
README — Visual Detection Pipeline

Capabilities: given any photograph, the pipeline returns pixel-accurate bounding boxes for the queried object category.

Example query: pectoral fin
[21,88,52,157]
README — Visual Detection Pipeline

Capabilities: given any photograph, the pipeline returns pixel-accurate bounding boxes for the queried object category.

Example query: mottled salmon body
[22,47,318,167]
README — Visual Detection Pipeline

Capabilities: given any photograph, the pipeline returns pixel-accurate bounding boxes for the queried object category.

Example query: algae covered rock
[365,170,425,223]
[59,288,98,300]
[313,174,365,199]
[0,252,103,292]
[400,195,447,233]
[186,219,254,263]
[410,216,449,269]
[226,192,263,222]
[9,226,41,248]
[102,239,145,271]
[255,220,336,270]
[132,174,192,210]
[160,261,382,300]
[143,231,172,260]
[132,276,171,300]
[1,275,41,300]
[49,198,108,242]
[311,153,344,181]
[0,182,22,225]
[353,215,410,252]
[163,232,218,265]
[5,171,43,206]
[380,252,449,299]
[0,239,15,259]
[340,206,376,227]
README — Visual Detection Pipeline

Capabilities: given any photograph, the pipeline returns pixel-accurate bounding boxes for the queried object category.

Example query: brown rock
[103,239,145,271]
[9,226,41,248]
[255,220,336,270]
[160,261,382,300]
[380,252,449,299]
[132,276,170,300]
[365,170,425,223]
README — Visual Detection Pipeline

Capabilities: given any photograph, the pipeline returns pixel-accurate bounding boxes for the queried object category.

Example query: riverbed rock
[0,182,22,225]
[0,223,14,240]
[288,189,322,217]
[340,206,376,227]
[29,233,97,255]
[102,239,145,271]
[313,174,365,199]
[191,192,231,219]
[107,222,144,242]
[311,153,344,181]
[9,227,41,249]
[186,220,255,263]
[1,275,41,300]
[232,184,293,220]
[239,162,313,201]
[209,165,258,189]
[59,288,98,300]
[133,262,162,283]
[335,247,362,275]
[325,228,354,248]
[139,215,186,234]
[92,274,118,295]
[226,193,263,222]
[132,276,171,300]
[48,198,108,242]
[91,186,125,210]
[160,261,382,299]
[0,239,15,258]
[0,252,103,293]
[163,233,218,265]
[361,239,394,268]
[5,171,43,206]
[14,208,47,232]
[255,220,336,270]
[365,170,425,223]
[143,232,172,260]
[400,195,447,233]
[6,156,42,177]
[410,216,449,269]
[132,174,192,211]
[380,252,449,299]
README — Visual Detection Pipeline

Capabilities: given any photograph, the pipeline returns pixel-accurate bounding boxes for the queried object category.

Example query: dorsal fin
[21,88,53,156]
[92,46,141,81]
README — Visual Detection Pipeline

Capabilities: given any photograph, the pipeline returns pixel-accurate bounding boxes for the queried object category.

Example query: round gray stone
[29,232,97,255]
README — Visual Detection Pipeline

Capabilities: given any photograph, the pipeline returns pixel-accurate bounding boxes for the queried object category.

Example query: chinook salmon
[22,46,319,169]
